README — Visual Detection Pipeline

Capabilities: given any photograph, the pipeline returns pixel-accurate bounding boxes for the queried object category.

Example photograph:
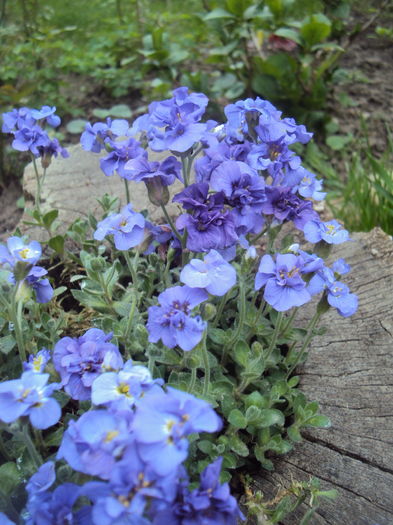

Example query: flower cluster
[17,329,239,525]
[0,236,53,303]
[2,106,68,165]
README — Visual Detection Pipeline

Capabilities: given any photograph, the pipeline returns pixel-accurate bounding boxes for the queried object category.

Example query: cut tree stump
[21,144,183,241]
[253,228,393,525]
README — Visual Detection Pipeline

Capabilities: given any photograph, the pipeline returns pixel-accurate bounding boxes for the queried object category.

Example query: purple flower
[0,513,16,525]
[147,286,208,351]
[261,186,319,230]
[25,481,83,525]
[26,461,56,496]
[11,125,50,156]
[135,87,209,153]
[58,409,132,479]
[30,105,61,127]
[180,250,236,296]
[39,137,69,166]
[224,97,280,141]
[92,361,163,412]
[195,141,251,184]
[154,457,245,524]
[308,267,358,317]
[100,138,145,178]
[255,253,311,311]
[304,219,350,244]
[2,107,35,132]
[0,236,41,267]
[53,328,123,401]
[94,203,146,251]
[124,155,182,185]
[0,372,60,429]
[174,183,238,253]
[23,348,51,373]
[81,118,130,153]
[332,258,351,275]
[25,266,54,303]
[210,160,266,234]
[83,445,178,524]
[247,137,301,178]
[132,387,222,476]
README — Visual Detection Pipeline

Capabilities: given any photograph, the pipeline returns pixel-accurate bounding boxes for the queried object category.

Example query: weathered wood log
[253,228,393,525]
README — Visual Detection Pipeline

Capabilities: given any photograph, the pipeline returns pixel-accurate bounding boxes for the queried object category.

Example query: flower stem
[282,307,298,335]
[160,203,183,243]
[124,250,139,289]
[286,311,321,378]
[21,422,42,469]
[200,331,210,397]
[212,292,229,328]
[10,288,26,365]
[222,279,246,365]
[188,367,197,394]
[32,156,41,212]
[124,178,131,204]
[265,311,284,362]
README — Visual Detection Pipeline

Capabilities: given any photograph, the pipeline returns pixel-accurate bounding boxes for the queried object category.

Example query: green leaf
[300,13,332,47]
[305,415,331,428]
[257,408,285,428]
[208,327,228,345]
[245,405,261,424]
[108,104,133,118]
[228,409,247,429]
[326,134,352,151]
[66,119,87,134]
[233,340,249,367]
[0,335,16,355]
[0,462,21,494]
[48,235,65,255]
[274,28,301,44]
[53,286,67,297]
[42,209,58,229]
[228,434,249,457]
[287,424,302,442]
[203,8,235,21]
[197,440,214,454]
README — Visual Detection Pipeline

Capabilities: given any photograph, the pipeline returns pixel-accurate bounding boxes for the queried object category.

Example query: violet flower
[53,328,123,401]
[180,250,236,296]
[255,253,311,311]
[147,285,208,351]
[0,372,60,429]
[94,203,146,251]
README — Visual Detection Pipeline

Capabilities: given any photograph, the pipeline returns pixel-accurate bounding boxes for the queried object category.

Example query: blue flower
[30,105,61,127]
[210,160,266,234]
[11,125,50,156]
[133,87,209,153]
[92,361,163,412]
[261,186,319,230]
[53,328,123,401]
[255,253,311,311]
[153,457,244,524]
[174,183,238,253]
[100,138,145,178]
[132,387,222,476]
[94,203,146,251]
[180,250,236,296]
[0,236,41,267]
[81,118,130,153]
[23,348,51,373]
[308,267,358,317]
[0,372,60,429]
[304,219,350,244]
[25,481,84,525]
[147,286,208,351]
[58,409,132,479]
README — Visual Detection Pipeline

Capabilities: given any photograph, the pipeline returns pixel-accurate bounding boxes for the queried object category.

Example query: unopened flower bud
[145,177,170,207]
[202,302,217,321]
[90,257,106,271]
